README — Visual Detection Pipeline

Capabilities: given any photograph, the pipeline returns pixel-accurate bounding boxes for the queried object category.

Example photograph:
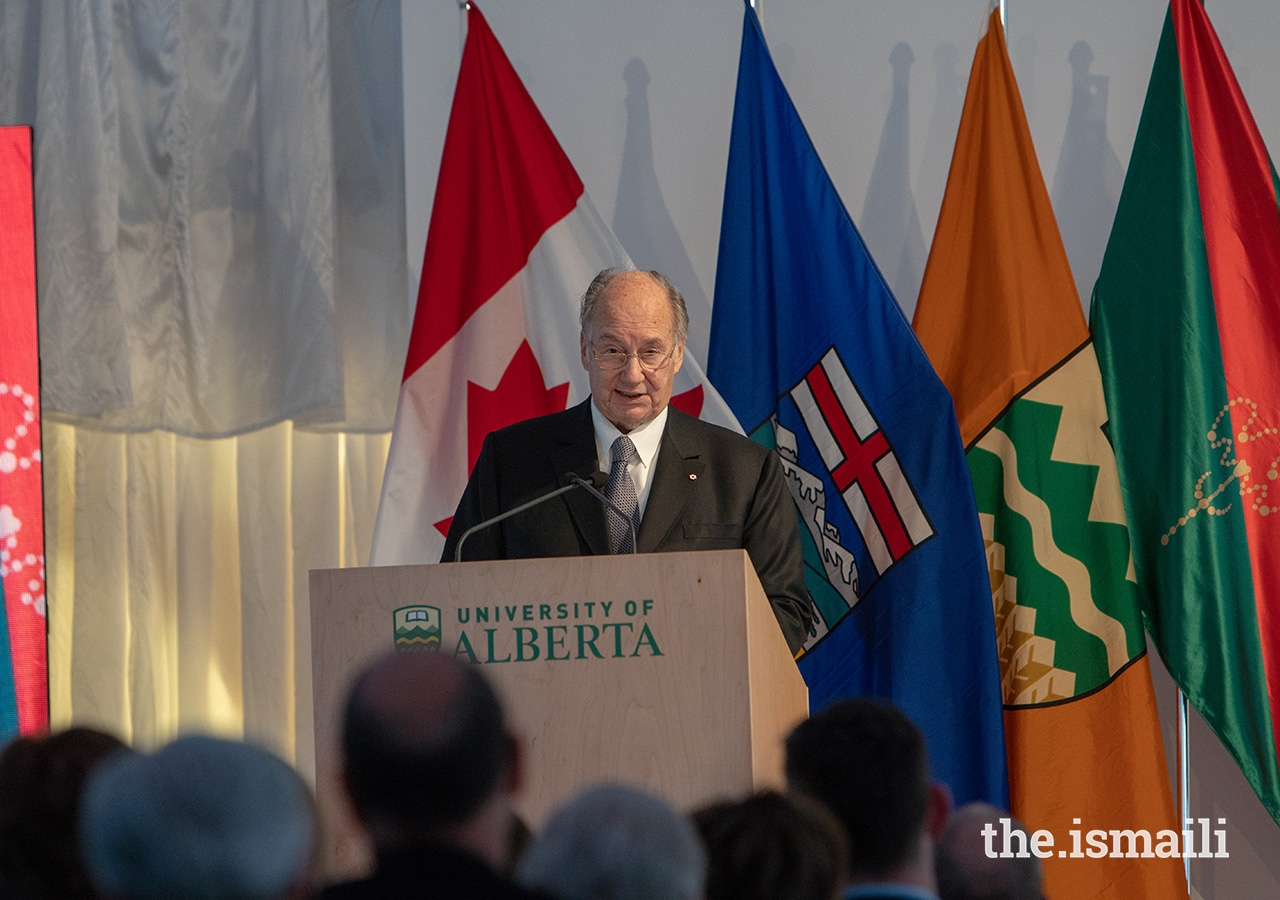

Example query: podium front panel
[309,549,807,868]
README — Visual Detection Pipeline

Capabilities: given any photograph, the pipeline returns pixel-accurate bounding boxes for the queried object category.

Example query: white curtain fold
[6,0,407,768]
[30,0,407,437]
[45,421,392,769]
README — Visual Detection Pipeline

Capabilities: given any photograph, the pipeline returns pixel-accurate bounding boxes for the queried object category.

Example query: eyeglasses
[590,344,677,372]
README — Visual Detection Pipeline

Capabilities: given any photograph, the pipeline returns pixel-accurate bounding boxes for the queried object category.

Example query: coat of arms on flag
[789,347,933,582]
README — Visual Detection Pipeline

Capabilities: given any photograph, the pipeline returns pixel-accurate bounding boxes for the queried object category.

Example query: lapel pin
[689,473,697,480]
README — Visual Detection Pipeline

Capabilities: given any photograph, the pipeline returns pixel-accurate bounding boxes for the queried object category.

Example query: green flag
[1093,0,1280,823]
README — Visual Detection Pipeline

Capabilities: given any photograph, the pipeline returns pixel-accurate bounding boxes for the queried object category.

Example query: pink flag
[0,127,46,734]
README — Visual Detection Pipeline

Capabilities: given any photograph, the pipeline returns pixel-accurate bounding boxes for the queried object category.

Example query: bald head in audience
[321,651,549,900]
[340,651,520,865]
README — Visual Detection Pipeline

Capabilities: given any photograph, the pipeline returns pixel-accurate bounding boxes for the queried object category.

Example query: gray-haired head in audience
[517,783,705,900]
[79,734,315,900]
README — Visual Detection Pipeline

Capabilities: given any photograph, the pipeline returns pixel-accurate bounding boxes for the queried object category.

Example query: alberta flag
[371,4,737,566]
[1093,0,1280,825]
[708,3,1007,806]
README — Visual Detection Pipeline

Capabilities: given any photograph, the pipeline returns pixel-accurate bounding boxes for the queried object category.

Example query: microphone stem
[454,482,580,562]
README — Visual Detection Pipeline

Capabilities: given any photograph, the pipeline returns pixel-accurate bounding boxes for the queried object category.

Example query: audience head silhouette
[518,784,704,900]
[80,734,315,900]
[786,698,950,891]
[341,651,518,863]
[935,803,1045,900]
[0,726,128,900]
[693,790,847,900]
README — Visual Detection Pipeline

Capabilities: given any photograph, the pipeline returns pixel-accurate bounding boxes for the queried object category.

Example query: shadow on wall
[1011,32,1039,129]
[612,57,709,347]
[916,42,964,256]
[860,42,926,319]
[1051,41,1125,313]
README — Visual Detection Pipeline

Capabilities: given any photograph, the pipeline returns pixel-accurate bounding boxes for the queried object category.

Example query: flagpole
[1177,685,1191,889]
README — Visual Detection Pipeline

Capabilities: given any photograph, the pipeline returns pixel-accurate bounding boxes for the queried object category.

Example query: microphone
[569,472,638,555]
[454,471,611,563]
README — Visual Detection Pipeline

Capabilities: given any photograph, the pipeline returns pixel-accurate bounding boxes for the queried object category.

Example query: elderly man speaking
[442,267,809,655]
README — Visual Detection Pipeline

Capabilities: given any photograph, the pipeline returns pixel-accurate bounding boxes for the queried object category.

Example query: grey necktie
[606,436,640,554]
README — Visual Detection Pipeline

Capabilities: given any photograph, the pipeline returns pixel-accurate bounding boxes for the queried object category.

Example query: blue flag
[0,578,16,738]
[708,4,1008,807]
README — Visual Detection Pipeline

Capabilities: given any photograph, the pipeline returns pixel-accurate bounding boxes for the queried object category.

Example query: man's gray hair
[579,268,690,344]
[80,735,315,900]
[518,783,705,900]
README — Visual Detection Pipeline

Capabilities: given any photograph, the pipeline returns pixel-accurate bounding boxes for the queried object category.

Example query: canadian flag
[370,5,738,566]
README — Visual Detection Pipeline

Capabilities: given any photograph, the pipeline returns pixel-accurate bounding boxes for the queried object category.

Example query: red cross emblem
[790,348,933,575]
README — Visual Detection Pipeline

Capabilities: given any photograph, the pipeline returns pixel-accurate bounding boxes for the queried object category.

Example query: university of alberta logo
[394,605,441,651]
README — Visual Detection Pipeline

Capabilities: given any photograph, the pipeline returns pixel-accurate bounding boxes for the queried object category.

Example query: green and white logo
[394,605,441,651]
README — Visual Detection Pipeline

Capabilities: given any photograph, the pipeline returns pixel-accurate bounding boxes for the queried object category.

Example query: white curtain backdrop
[43,423,390,772]
[0,0,406,770]
[24,0,407,436]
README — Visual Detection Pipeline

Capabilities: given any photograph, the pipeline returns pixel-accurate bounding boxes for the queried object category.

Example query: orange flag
[914,9,1187,899]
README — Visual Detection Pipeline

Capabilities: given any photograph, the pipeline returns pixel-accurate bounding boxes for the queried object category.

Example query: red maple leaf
[434,340,570,538]
[467,340,571,468]
[670,384,704,418]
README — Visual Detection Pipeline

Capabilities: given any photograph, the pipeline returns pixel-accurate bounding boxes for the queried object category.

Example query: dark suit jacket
[318,845,551,900]
[441,400,810,654]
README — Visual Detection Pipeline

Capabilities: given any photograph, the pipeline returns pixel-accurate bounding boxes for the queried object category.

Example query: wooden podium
[309,549,807,871]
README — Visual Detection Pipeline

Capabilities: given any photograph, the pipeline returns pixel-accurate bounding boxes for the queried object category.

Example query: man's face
[579,272,685,434]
